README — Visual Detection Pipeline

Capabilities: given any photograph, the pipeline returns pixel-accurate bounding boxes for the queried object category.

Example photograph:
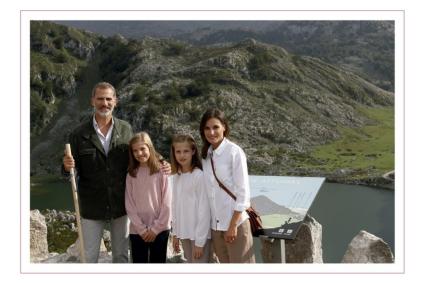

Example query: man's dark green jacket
[68,117,133,220]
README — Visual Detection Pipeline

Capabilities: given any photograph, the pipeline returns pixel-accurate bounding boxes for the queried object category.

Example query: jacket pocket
[78,148,97,173]
[80,148,96,156]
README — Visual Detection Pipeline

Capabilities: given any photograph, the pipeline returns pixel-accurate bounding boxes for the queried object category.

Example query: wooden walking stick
[65,144,86,263]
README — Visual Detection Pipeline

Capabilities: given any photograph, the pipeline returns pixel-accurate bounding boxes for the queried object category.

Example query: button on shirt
[202,138,250,231]
[93,116,114,155]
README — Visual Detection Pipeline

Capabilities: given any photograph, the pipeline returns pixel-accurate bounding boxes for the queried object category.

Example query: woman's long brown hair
[199,108,230,159]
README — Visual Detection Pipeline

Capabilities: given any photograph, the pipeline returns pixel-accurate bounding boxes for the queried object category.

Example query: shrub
[162,42,185,56]
[53,37,64,49]
[183,78,211,98]
[248,51,276,70]
[164,82,183,102]
[132,85,148,103]
[53,52,68,63]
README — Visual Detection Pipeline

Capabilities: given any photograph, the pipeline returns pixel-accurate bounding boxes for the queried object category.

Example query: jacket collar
[81,116,123,156]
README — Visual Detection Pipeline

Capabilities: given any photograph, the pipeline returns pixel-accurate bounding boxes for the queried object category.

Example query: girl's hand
[193,245,203,259]
[172,236,180,253]
[224,224,238,243]
[141,231,149,242]
[143,229,157,242]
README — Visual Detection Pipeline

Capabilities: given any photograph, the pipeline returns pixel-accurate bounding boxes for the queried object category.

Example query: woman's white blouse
[202,138,250,231]
[170,168,211,247]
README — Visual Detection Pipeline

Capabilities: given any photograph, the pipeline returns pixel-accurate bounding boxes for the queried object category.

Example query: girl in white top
[170,134,211,263]
[200,108,255,263]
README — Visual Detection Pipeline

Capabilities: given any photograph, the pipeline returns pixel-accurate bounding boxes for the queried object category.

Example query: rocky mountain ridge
[56,20,394,91]
[30,21,394,185]
[30,21,100,137]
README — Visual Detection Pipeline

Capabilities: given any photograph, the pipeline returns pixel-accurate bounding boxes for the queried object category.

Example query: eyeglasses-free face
[204,118,226,149]
[131,141,151,166]
[91,87,117,118]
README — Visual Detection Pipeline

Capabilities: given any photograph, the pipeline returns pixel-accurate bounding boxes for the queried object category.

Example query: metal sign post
[280,239,286,263]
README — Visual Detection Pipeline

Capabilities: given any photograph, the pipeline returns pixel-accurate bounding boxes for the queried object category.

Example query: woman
[199,108,255,263]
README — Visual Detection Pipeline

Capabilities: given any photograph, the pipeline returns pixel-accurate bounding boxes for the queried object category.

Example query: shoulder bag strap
[210,154,237,201]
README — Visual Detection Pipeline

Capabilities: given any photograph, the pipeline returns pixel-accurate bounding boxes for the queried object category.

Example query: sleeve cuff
[150,226,160,235]
[138,227,147,236]
[195,239,206,247]
[61,165,70,177]
[234,203,247,212]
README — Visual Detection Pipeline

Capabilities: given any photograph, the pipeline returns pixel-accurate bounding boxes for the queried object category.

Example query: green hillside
[30,21,394,187]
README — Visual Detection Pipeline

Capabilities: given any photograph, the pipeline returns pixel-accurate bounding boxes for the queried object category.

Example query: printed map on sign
[249,176,325,239]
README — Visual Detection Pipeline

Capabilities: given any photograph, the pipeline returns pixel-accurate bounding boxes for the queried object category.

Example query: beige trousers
[181,239,211,263]
[211,219,255,263]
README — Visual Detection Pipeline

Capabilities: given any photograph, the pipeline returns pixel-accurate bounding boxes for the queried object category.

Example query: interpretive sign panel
[249,176,325,239]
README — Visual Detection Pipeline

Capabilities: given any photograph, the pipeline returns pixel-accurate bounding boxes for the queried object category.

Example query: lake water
[309,182,394,263]
[30,178,394,263]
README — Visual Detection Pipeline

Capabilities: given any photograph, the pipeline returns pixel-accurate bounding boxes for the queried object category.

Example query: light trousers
[81,215,129,263]
[211,219,255,263]
[181,239,211,263]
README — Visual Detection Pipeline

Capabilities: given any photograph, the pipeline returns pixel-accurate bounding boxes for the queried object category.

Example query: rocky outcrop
[41,238,111,263]
[30,210,185,263]
[31,212,393,263]
[341,230,394,263]
[383,170,395,181]
[63,38,96,60]
[260,214,323,263]
[285,214,323,263]
[30,210,49,262]
[40,235,185,263]
[30,21,98,139]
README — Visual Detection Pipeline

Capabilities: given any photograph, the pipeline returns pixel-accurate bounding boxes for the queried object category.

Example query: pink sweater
[125,166,171,235]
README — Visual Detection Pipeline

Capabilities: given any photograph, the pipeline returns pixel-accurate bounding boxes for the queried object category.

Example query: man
[64,82,172,263]
[63,82,133,263]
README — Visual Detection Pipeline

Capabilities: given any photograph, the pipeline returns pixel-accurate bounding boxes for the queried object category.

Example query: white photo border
[21,9,404,274]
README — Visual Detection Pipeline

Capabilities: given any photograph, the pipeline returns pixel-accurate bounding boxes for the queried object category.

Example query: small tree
[132,85,148,103]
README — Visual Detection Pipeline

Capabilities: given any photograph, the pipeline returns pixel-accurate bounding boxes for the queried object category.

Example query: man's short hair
[91,82,116,97]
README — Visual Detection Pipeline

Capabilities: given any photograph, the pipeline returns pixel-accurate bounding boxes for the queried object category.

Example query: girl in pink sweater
[125,132,171,263]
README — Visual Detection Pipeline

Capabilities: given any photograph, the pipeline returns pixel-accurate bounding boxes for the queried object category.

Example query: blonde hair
[170,134,202,174]
[128,132,161,177]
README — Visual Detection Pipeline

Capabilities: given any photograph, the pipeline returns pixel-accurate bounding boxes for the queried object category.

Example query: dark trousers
[130,230,170,263]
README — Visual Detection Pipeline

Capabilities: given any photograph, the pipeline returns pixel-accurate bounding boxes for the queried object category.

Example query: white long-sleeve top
[170,168,211,247]
[202,138,250,231]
